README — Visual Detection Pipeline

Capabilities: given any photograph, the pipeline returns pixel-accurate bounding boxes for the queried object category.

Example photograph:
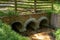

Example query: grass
[0,10,19,17]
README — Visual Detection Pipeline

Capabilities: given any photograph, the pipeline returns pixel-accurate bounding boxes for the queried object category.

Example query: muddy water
[30,32,51,40]
[20,28,55,40]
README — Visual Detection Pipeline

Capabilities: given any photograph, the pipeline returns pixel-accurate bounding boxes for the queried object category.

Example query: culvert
[11,22,25,33]
[26,21,37,30]
[39,19,48,28]
[24,18,38,31]
[38,17,55,33]
[39,17,56,30]
[38,17,49,29]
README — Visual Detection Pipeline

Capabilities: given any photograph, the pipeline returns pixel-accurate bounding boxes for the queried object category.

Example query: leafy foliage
[45,2,60,14]
[53,3,60,14]
[55,28,60,40]
[0,20,30,40]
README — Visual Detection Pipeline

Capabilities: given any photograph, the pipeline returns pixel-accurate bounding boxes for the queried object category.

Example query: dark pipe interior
[26,21,36,31]
[39,19,55,33]
[39,19,56,30]
[39,19,48,29]
[11,22,22,33]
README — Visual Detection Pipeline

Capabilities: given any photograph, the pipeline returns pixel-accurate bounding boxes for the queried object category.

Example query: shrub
[55,28,60,40]
[53,2,60,14]
[0,20,30,40]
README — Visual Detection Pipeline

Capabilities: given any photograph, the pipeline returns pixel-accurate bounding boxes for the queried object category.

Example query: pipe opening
[11,22,22,33]
[39,19,56,30]
[39,19,48,29]
[26,21,36,31]
[39,19,49,33]
[39,19,55,33]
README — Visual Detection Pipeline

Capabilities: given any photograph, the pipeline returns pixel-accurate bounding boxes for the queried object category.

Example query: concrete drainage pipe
[11,22,25,33]
[26,21,37,30]
[39,19,48,28]
[37,17,54,33]
[38,17,48,29]
[24,18,38,31]
[38,17,55,32]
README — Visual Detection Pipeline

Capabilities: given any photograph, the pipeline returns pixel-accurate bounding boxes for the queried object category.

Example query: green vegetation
[46,2,60,16]
[53,2,60,14]
[0,10,19,17]
[0,0,60,40]
[55,28,60,40]
[0,20,30,40]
